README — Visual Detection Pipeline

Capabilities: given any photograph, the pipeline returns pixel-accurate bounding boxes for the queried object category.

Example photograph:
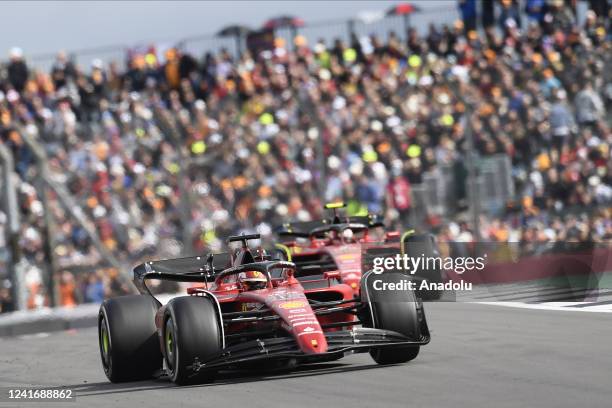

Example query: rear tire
[99,295,162,382]
[361,271,422,365]
[403,233,443,300]
[163,296,222,385]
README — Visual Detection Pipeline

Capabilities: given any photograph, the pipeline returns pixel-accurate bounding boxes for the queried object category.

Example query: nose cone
[295,329,328,354]
[267,290,329,354]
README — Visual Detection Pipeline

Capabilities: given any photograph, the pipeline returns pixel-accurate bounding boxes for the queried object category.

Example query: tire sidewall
[98,295,162,382]
[164,306,182,383]
[99,308,113,378]
[402,233,443,299]
[361,270,422,364]
[162,296,222,385]
[363,271,421,338]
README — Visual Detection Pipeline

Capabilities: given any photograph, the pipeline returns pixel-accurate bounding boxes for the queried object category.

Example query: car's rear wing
[276,214,385,238]
[132,252,231,294]
[347,214,385,228]
[276,220,330,238]
[132,253,295,296]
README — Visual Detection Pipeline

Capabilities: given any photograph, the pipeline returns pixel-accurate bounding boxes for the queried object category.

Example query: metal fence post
[152,108,195,254]
[464,102,482,242]
[37,169,58,307]
[347,19,356,39]
[402,14,411,36]
[299,92,326,200]
[0,144,25,310]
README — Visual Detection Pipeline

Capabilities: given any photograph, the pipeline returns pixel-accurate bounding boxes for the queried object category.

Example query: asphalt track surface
[0,302,610,408]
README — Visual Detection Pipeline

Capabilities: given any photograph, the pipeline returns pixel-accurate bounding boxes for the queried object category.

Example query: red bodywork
[279,228,402,295]
[154,261,356,356]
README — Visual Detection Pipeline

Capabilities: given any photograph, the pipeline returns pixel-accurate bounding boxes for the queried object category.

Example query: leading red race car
[98,234,430,385]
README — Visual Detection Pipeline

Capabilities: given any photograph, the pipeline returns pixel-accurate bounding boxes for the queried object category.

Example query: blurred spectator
[0,285,13,313]
[587,0,609,18]
[549,89,575,149]
[7,47,28,92]
[458,0,477,32]
[58,271,77,307]
[481,0,495,28]
[50,51,76,89]
[386,165,412,225]
[544,0,575,33]
[574,80,605,128]
[499,0,522,34]
[106,268,131,297]
[84,273,104,303]
[525,0,547,25]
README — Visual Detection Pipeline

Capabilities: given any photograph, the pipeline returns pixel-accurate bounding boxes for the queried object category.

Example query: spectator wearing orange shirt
[58,271,77,308]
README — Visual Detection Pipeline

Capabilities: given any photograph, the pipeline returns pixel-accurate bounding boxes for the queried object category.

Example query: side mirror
[385,231,400,242]
[323,271,341,280]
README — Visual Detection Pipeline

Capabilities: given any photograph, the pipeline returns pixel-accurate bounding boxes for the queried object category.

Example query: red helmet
[238,271,267,290]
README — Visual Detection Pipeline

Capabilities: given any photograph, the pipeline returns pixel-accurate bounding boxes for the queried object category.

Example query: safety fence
[25,5,458,70]
[409,154,515,228]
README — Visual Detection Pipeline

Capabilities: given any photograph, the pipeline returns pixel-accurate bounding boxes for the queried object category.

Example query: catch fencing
[410,154,515,228]
[26,5,458,70]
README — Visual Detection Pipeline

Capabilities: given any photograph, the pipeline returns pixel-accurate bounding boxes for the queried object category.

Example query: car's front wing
[185,327,430,373]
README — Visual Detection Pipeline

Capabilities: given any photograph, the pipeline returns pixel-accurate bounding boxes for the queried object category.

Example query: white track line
[475,301,612,313]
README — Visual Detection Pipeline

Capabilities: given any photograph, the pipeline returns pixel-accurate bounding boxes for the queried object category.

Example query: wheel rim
[102,328,109,354]
[165,318,175,370]
[99,316,111,369]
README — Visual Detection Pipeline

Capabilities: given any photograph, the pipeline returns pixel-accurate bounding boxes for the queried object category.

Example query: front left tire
[163,296,222,385]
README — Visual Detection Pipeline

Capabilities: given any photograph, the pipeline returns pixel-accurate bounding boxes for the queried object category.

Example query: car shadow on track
[69,361,392,397]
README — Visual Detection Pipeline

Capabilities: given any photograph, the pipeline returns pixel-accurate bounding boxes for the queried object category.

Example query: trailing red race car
[98,233,430,385]
[275,202,444,299]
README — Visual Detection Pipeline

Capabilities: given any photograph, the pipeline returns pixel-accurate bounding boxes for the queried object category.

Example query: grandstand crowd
[0,1,610,311]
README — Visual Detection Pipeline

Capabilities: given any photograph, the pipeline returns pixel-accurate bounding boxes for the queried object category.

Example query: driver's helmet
[342,228,355,243]
[238,270,267,290]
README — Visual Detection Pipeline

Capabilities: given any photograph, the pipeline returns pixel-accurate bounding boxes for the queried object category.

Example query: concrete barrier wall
[447,247,612,284]
[0,293,177,337]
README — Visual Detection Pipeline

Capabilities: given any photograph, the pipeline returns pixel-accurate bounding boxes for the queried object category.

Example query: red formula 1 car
[274,203,444,299]
[98,234,430,385]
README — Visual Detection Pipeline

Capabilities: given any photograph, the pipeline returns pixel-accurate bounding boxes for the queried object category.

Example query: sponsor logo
[288,314,312,319]
[241,302,264,312]
[292,320,319,327]
[338,254,356,261]
[279,300,308,309]
[268,292,303,301]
